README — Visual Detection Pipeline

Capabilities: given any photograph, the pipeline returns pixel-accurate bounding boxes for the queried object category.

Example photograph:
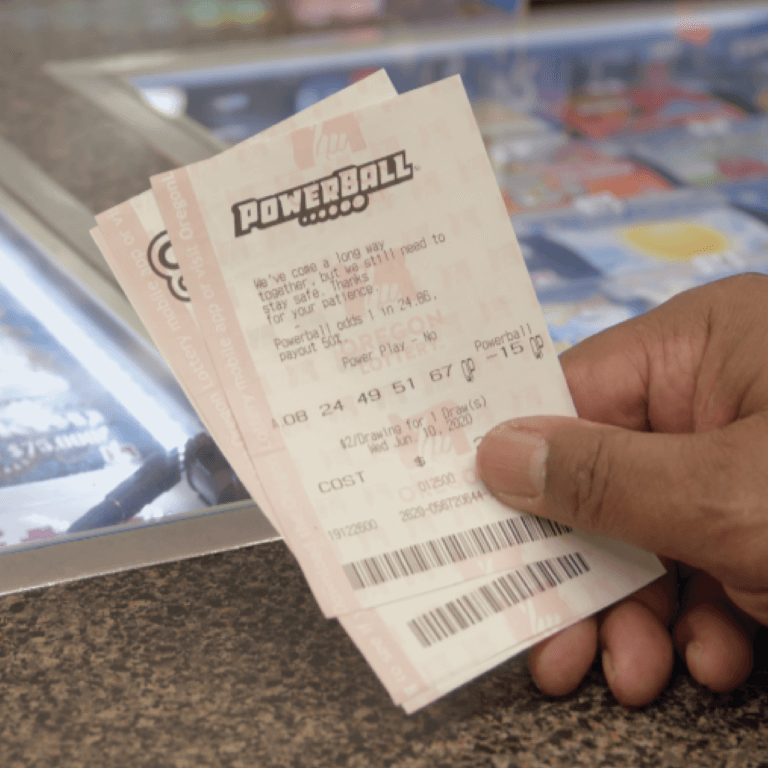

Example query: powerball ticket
[342,533,662,707]
[151,76,662,617]
[91,71,398,532]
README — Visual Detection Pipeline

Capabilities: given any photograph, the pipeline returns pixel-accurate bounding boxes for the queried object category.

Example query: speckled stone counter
[2,542,768,768]
[1,3,768,766]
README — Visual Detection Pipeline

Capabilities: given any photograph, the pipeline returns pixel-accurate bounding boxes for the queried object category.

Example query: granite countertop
[1,2,768,766]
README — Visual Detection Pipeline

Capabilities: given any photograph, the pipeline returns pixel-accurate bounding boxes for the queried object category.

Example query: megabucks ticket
[93,71,664,712]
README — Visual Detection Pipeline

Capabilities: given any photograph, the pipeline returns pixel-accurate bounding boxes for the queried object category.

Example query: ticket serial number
[400,489,487,522]
[327,519,379,540]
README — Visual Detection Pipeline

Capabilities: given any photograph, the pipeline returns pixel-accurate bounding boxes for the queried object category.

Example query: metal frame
[0,135,147,340]
[46,50,229,167]
[0,500,278,597]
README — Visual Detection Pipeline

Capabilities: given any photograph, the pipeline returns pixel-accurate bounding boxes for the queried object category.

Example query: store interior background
[1,1,768,766]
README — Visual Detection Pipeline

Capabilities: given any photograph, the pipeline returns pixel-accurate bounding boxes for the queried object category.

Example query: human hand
[476,273,768,706]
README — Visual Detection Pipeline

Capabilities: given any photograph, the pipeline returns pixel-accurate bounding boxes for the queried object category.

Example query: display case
[22,0,768,592]
[107,1,768,347]
[0,160,277,595]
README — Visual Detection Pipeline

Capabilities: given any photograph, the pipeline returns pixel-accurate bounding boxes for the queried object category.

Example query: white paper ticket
[91,71,398,534]
[92,197,280,531]
[341,532,662,707]
[148,75,664,618]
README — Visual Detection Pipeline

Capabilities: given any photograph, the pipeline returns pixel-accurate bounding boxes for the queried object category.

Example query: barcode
[408,552,590,648]
[342,515,570,591]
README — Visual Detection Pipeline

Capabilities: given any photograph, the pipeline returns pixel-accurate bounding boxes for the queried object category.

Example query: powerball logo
[231,150,414,235]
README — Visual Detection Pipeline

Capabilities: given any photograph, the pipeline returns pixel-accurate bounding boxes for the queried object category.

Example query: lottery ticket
[93,201,278,528]
[341,532,661,706]
[397,618,590,714]
[94,71,666,713]
[91,71,398,532]
[517,191,768,278]
[149,75,663,620]
[617,116,768,187]
[391,533,660,711]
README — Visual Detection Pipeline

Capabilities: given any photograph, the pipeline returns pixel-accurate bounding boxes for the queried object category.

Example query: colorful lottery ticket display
[92,71,664,712]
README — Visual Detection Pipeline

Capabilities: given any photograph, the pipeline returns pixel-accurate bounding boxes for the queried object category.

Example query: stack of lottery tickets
[93,71,664,712]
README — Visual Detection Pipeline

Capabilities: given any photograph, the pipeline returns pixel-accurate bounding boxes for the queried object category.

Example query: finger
[528,616,598,697]
[599,598,674,707]
[557,315,652,431]
[628,566,678,627]
[673,572,754,692]
[722,584,768,627]
[560,273,768,432]
[527,569,675,699]
[476,413,768,576]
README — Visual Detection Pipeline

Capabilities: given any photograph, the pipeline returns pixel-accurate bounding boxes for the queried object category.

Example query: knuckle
[567,431,616,534]
[725,271,768,294]
[698,430,756,525]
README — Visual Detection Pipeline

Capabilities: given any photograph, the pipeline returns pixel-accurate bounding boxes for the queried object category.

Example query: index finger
[558,316,651,430]
[559,274,768,433]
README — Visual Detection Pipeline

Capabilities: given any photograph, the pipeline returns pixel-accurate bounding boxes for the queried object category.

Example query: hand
[476,273,768,706]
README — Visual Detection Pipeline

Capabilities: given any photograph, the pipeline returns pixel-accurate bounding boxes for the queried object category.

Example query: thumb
[476,415,761,572]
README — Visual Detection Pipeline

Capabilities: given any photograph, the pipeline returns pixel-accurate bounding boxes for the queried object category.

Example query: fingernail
[685,641,705,677]
[477,422,547,501]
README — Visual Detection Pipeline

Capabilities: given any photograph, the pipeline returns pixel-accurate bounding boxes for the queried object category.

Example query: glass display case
[0,177,277,594]
[24,0,768,592]
[117,2,768,347]
[0,206,204,544]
